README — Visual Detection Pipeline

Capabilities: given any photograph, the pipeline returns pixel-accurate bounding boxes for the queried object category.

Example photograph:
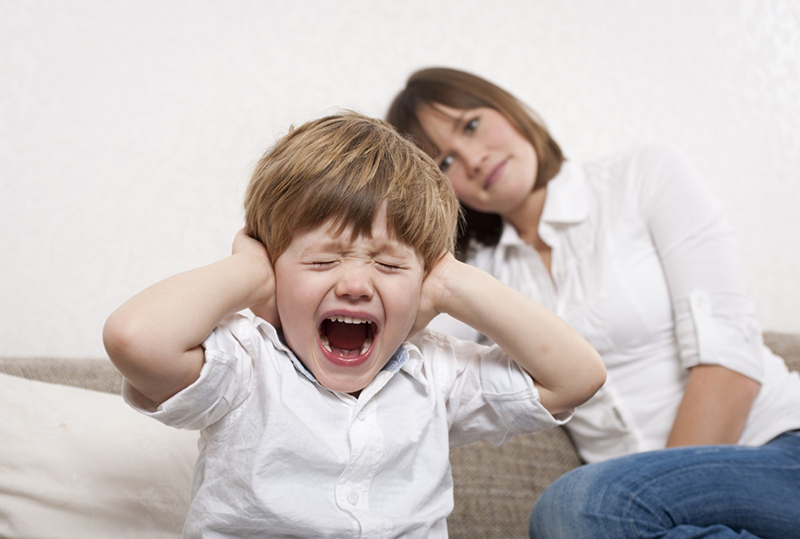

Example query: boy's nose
[334,266,374,300]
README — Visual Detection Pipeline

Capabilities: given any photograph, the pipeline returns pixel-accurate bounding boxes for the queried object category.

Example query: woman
[387,67,800,538]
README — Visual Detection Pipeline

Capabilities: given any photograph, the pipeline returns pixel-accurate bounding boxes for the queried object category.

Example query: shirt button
[357,410,366,421]
[347,490,359,505]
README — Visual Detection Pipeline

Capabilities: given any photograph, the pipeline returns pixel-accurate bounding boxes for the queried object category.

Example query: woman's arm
[103,229,275,405]
[666,364,760,446]
[640,146,764,446]
[415,253,606,415]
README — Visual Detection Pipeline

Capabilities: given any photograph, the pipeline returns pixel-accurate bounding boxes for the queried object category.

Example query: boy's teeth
[328,315,369,324]
[320,335,373,355]
[360,336,373,354]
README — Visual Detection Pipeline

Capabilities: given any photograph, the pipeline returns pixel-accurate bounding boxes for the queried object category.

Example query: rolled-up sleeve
[422,332,572,448]
[638,146,764,382]
[123,315,256,430]
[480,344,573,435]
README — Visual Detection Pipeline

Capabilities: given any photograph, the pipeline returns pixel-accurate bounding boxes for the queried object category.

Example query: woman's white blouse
[432,145,800,463]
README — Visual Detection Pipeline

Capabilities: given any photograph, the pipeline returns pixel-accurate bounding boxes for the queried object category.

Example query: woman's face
[415,104,538,216]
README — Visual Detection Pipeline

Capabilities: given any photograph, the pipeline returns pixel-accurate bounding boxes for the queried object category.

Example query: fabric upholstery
[0,372,198,539]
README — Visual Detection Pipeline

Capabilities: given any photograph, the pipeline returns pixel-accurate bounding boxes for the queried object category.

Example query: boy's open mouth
[319,315,376,364]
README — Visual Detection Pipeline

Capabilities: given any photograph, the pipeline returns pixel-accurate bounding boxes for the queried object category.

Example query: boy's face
[273,206,425,395]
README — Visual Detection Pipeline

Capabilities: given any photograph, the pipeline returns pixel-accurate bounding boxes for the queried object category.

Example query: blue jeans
[529,430,800,539]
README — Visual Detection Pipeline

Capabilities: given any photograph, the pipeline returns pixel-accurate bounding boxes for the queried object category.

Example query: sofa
[1,332,798,539]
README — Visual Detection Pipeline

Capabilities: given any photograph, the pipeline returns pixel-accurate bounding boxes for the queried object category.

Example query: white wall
[2,0,799,359]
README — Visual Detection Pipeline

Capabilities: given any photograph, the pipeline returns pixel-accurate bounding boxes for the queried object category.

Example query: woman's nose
[334,266,374,299]
[462,145,487,178]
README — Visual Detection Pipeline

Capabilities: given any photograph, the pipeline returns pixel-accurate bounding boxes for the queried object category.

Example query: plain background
[2,0,799,359]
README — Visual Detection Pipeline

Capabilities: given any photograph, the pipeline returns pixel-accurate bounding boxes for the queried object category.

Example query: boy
[103,112,605,538]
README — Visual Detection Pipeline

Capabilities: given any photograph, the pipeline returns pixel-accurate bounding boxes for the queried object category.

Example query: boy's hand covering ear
[232,227,280,328]
[408,251,458,339]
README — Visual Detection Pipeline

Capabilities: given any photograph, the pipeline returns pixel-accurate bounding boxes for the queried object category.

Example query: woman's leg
[529,430,800,539]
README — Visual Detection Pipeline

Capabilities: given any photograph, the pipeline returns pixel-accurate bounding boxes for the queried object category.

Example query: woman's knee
[529,455,662,539]
[529,466,603,539]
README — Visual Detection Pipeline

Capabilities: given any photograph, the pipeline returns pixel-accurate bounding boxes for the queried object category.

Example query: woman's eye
[311,261,335,267]
[465,117,478,133]
[439,155,454,172]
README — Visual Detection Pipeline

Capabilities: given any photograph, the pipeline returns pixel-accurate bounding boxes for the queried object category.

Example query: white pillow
[0,372,199,539]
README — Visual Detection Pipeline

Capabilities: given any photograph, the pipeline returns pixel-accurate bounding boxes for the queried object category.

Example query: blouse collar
[497,160,589,248]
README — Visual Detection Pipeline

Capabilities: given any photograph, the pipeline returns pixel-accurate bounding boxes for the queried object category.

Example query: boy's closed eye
[307,259,408,272]
[309,260,337,268]
[376,260,406,271]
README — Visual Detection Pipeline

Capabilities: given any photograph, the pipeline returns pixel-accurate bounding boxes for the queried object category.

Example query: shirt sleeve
[635,145,765,382]
[420,331,572,448]
[122,314,257,430]
[427,313,482,342]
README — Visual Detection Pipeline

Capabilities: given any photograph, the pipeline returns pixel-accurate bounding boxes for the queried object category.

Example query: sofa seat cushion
[0,372,199,539]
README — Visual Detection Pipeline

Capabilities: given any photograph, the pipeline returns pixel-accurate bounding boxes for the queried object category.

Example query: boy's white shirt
[123,314,569,539]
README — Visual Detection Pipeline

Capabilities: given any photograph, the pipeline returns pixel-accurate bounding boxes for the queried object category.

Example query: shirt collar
[497,160,589,248]
[251,318,314,381]
[253,316,422,388]
[397,341,429,393]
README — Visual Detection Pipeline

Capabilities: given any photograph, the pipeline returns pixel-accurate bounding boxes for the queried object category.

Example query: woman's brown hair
[387,67,564,257]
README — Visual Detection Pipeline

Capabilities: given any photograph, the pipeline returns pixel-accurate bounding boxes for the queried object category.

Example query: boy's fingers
[232,227,263,256]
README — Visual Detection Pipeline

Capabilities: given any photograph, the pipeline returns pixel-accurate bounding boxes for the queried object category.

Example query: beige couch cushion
[0,372,198,539]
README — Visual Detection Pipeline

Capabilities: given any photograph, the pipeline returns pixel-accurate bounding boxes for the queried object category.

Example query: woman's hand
[232,228,280,328]
[408,251,459,339]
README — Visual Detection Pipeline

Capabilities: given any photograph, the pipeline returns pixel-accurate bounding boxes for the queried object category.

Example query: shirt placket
[548,240,572,320]
[521,239,560,314]
[334,400,388,538]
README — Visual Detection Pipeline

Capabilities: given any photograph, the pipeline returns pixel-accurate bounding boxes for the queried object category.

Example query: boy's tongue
[326,320,368,351]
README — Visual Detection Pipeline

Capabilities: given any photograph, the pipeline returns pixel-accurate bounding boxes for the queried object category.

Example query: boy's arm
[103,229,275,405]
[416,253,605,416]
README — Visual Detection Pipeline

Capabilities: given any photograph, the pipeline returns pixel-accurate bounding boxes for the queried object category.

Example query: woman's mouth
[319,315,376,367]
[484,160,507,190]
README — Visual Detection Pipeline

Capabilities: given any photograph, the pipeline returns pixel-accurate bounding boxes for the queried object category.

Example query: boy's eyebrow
[299,239,348,256]
[300,237,415,260]
[372,240,414,259]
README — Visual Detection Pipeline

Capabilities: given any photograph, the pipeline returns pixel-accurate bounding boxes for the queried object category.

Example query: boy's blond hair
[244,112,460,272]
